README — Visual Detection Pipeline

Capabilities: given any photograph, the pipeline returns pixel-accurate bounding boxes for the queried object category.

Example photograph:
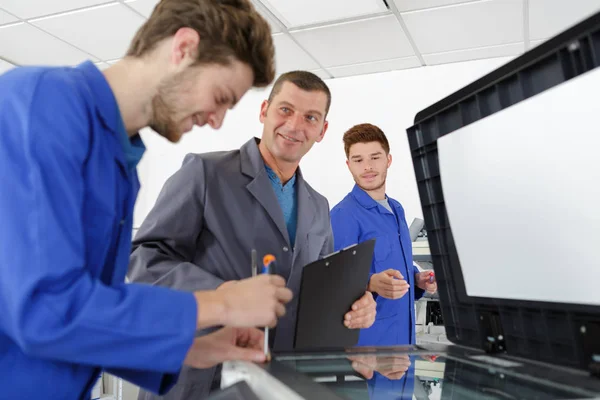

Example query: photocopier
[210,10,600,400]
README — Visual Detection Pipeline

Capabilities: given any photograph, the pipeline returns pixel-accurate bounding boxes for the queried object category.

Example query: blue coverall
[367,357,416,400]
[0,62,197,399]
[331,185,423,346]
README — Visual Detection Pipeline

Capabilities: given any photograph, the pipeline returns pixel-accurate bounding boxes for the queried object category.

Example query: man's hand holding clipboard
[294,239,378,350]
[344,291,376,330]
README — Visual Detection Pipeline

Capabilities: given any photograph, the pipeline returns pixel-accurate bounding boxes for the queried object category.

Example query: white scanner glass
[438,67,600,306]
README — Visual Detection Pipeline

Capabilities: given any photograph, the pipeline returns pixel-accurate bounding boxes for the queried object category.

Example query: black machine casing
[406,10,600,377]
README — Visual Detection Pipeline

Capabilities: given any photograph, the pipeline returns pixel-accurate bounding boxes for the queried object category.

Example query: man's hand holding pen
[215,274,292,328]
[198,252,285,364]
[184,268,292,369]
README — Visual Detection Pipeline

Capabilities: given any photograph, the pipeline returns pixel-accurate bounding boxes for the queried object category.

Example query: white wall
[133,56,515,228]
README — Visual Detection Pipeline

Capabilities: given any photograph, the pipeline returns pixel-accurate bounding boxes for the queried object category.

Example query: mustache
[277,130,303,141]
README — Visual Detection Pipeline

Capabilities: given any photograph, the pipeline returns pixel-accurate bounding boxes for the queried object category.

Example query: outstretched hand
[368,269,410,299]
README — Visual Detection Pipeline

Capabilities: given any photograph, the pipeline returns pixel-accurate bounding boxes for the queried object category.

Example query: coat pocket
[373,235,392,263]
[305,232,327,258]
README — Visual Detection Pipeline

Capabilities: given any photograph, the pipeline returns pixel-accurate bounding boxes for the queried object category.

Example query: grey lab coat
[128,137,334,399]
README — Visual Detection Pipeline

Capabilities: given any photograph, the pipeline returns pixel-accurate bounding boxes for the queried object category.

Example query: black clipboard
[293,239,375,350]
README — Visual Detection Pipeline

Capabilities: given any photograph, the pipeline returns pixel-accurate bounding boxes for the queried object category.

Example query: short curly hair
[343,123,390,158]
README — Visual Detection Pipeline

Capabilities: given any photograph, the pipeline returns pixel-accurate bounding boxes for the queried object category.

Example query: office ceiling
[1,0,600,79]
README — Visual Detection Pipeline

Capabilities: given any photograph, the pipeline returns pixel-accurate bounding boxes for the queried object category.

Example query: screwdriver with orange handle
[262,254,277,362]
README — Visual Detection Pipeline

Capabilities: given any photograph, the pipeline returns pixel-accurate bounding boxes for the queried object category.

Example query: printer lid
[406,9,600,376]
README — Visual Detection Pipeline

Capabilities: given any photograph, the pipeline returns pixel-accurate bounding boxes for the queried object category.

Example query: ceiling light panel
[0,22,94,65]
[403,0,523,54]
[124,0,159,18]
[0,8,18,25]
[31,3,145,61]
[292,15,414,68]
[0,0,115,19]
[258,0,387,28]
[529,0,600,41]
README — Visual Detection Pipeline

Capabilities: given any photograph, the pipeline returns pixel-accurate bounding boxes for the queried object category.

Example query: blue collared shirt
[265,164,298,246]
[0,61,196,399]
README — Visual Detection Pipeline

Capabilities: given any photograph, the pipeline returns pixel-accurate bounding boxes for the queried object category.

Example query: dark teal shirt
[114,116,145,171]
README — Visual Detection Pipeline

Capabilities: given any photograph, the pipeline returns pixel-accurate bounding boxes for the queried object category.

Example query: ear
[259,100,269,123]
[316,120,329,143]
[171,27,200,67]
[345,159,350,170]
[387,153,392,168]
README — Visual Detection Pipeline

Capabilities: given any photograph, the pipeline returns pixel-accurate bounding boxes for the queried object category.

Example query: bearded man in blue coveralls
[331,123,437,346]
[0,1,294,399]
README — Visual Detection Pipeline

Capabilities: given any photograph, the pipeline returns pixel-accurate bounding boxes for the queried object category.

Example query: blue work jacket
[0,62,196,399]
[331,185,423,346]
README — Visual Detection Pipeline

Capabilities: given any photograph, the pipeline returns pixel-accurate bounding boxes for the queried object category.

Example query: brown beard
[149,93,180,142]
[149,68,199,143]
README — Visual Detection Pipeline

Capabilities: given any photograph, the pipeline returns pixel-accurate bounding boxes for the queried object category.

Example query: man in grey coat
[128,71,377,399]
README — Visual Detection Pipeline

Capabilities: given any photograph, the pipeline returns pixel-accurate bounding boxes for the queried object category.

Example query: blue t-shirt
[265,164,298,246]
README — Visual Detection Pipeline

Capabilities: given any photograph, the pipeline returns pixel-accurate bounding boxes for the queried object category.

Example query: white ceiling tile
[124,0,283,34]
[403,0,523,54]
[393,0,481,12]
[0,8,18,24]
[124,0,284,35]
[529,0,600,41]
[124,0,159,18]
[259,0,387,28]
[0,0,115,19]
[94,61,111,70]
[251,1,282,33]
[423,42,522,65]
[0,23,94,65]
[328,56,421,78]
[0,58,15,73]
[249,85,271,95]
[309,69,331,80]
[529,39,545,49]
[292,16,414,68]
[31,3,145,61]
[272,34,319,74]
